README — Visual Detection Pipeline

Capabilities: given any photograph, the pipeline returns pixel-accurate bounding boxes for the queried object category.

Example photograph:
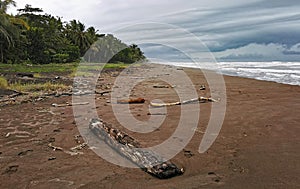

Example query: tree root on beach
[150,97,219,107]
[89,118,184,179]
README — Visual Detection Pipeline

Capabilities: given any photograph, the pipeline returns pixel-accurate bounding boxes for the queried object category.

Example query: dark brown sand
[0,65,299,189]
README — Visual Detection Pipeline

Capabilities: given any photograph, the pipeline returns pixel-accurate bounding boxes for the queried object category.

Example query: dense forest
[0,1,145,64]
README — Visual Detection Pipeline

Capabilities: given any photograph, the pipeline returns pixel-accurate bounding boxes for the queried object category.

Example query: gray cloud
[10,0,300,61]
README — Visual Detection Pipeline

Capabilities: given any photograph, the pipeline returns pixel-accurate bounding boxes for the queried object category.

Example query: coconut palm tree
[0,1,30,63]
[0,14,19,62]
[65,20,102,56]
[0,0,17,46]
[0,0,16,13]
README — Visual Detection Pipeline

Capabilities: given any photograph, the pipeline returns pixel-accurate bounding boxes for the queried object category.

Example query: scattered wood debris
[48,142,87,156]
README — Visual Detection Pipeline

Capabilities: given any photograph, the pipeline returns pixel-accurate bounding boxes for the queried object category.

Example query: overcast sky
[10,0,300,62]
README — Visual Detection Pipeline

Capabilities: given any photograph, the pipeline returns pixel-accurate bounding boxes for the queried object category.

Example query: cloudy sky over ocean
[10,0,300,62]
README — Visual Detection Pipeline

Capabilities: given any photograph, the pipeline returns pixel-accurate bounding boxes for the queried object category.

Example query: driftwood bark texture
[89,118,184,179]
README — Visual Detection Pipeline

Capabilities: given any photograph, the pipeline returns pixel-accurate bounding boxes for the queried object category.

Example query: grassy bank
[0,62,129,74]
[0,62,129,93]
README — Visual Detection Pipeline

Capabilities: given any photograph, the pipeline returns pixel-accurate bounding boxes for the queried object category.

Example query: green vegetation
[0,76,8,89]
[0,1,146,65]
[9,82,69,93]
[0,62,128,74]
[0,62,78,73]
[0,74,69,93]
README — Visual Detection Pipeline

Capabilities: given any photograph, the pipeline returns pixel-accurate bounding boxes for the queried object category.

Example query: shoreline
[150,61,300,86]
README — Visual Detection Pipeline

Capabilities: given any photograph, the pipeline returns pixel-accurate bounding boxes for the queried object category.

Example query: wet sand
[0,64,299,189]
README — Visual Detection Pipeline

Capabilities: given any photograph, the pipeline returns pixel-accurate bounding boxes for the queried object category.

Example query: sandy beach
[0,64,299,189]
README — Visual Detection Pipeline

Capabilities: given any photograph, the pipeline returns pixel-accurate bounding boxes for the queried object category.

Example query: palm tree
[65,20,101,56]
[0,14,19,62]
[0,0,16,13]
[0,1,29,63]
[0,0,17,46]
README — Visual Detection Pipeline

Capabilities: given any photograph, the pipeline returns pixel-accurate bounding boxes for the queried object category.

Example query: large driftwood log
[89,118,184,179]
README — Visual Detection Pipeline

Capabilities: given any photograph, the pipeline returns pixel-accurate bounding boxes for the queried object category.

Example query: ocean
[154,61,300,86]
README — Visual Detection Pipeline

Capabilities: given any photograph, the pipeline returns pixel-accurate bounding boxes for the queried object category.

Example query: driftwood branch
[95,90,111,96]
[117,98,145,104]
[89,118,184,179]
[51,102,89,107]
[150,97,219,107]
[72,90,111,96]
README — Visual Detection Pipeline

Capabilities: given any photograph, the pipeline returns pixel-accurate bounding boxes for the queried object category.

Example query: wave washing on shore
[154,61,300,86]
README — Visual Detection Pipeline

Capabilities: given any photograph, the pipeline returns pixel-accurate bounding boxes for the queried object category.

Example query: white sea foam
[153,61,300,86]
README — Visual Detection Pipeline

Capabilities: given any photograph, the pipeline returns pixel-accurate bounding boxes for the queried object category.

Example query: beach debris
[48,142,87,156]
[147,112,167,116]
[16,73,34,78]
[183,149,194,158]
[153,85,176,89]
[70,90,111,96]
[192,128,205,134]
[48,157,56,161]
[95,90,111,96]
[48,143,63,151]
[48,178,74,186]
[199,85,206,90]
[51,102,89,107]
[117,98,145,104]
[150,97,219,107]
[5,130,33,138]
[70,143,87,152]
[74,135,82,143]
[89,118,184,179]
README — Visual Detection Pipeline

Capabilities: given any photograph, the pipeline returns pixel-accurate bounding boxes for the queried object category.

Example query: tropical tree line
[0,1,145,64]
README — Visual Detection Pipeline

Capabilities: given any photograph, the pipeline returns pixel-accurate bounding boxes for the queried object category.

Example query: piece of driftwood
[89,118,184,179]
[51,102,89,107]
[199,85,206,90]
[48,143,63,151]
[48,142,87,156]
[117,98,145,104]
[72,90,111,96]
[95,90,111,96]
[150,97,218,107]
[153,85,175,89]
[16,73,34,78]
